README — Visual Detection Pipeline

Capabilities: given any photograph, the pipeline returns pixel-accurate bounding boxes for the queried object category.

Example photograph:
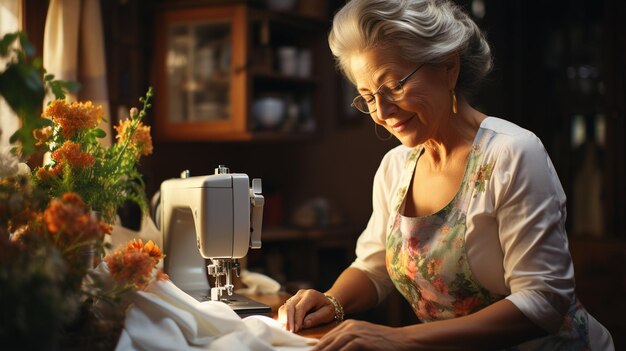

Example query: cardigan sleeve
[491,131,575,333]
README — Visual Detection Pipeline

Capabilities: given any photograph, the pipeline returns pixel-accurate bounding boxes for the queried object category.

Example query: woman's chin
[397,135,422,148]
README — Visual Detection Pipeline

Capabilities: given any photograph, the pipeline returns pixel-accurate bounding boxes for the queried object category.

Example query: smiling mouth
[389,115,415,131]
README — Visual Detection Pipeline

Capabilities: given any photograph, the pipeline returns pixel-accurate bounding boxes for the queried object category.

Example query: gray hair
[328,0,492,97]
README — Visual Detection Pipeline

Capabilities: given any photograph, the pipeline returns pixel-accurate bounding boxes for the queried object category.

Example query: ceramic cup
[298,49,312,77]
[277,46,298,76]
[252,97,285,129]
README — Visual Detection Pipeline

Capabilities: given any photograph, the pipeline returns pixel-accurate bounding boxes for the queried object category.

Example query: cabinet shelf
[152,3,328,141]
[251,70,318,85]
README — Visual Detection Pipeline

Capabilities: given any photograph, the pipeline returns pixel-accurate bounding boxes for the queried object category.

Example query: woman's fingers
[278,291,306,332]
[293,292,317,331]
[278,289,332,332]
[301,305,334,329]
[313,322,355,351]
[313,320,402,351]
[278,298,298,332]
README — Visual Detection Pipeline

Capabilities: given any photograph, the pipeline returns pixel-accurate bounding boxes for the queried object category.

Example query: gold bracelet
[324,294,344,322]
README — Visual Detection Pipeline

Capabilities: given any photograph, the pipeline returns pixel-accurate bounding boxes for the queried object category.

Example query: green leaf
[0,62,45,117]
[93,128,107,138]
[17,32,35,57]
[9,128,35,155]
[47,79,81,99]
[63,80,81,92]
[34,117,54,129]
[47,80,66,99]
[9,115,52,157]
[32,57,42,69]
[0,32,19,56]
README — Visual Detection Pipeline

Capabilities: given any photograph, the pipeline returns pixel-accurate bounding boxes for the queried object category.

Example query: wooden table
[243,292,339,339]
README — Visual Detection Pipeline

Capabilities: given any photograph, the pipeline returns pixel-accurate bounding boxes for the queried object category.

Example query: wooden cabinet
[152,3,328,141]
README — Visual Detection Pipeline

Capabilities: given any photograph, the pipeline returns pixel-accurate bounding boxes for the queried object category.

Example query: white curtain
[0,0,21,149]
[44,0,111,145]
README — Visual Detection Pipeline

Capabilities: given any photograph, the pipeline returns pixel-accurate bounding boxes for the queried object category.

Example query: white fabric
[43,0,111,145]
[350,117,613,348]
[112,270,317,351]
[98,218,313,350]
[236,270,281,295]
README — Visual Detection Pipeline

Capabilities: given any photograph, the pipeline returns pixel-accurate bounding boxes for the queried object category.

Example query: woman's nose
[374,94,396,119]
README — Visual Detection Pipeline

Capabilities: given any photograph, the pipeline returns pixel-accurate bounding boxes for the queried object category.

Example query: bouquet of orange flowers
[1,31,167,349]
[0,186,167,349]
[1,182,116,348]
[32,88,154,224]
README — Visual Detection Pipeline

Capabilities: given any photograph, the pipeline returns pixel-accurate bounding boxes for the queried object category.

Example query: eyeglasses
[351,63,425,114]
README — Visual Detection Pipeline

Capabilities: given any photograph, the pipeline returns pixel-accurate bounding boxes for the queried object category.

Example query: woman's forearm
[324,270,548,349]
[401,299,547,350]
[325,267,379,315]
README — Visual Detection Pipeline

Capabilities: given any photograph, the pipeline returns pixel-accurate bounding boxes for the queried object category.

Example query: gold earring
[374,123,393,141]
[451,89,458,114]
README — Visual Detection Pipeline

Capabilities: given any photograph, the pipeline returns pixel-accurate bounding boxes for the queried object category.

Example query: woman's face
[349,48,454,147]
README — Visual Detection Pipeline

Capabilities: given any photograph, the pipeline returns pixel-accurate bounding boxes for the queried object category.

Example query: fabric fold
[112,268,317,350]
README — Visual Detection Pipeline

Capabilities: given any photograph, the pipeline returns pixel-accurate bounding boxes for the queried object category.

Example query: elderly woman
[278,0,614,350]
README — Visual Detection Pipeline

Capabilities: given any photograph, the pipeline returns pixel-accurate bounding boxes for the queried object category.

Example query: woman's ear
[445,52,461,89]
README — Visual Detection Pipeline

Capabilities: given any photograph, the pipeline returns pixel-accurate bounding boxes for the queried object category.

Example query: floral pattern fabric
[385,127,592,349]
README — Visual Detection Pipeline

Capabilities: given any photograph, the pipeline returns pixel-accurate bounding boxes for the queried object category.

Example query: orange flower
[134,124,153,156]
[35,166,62,182]
[156,270,169,281]
[113,119,131,139]
[43,100,104,139]
[43,193,105,245]
[125,239,144,251]
[143,240,164,262]
[114,120,153,156]
[43,194,86,235]
[105,239,167,290]
[51,141,95,169]
[32,126,52,146]
[105,249,154,290]
[61,192,86,207]
[99,222,113,236]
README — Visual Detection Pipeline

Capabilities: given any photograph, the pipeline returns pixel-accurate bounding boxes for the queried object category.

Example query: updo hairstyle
[328,0,492,97]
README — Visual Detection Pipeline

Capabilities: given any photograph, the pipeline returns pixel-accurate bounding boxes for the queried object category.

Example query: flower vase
[80,210,105,270]
[58,297,125,351]
[80,244,99,270]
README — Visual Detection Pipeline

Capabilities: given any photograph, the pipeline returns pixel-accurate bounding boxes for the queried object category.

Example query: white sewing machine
[157,165,270,314]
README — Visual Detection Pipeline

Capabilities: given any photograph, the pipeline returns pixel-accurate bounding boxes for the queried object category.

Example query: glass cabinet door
[154,5,248,140]
[166,20,231,122]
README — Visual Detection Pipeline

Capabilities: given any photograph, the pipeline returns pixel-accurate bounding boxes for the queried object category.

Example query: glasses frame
[351,63,425,114]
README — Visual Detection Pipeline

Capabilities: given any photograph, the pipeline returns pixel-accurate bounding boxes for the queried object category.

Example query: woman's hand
[313,320,409,351]
[277,289,335,332]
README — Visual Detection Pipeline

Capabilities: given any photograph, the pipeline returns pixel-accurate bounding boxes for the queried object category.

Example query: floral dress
[384,126,595,350]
